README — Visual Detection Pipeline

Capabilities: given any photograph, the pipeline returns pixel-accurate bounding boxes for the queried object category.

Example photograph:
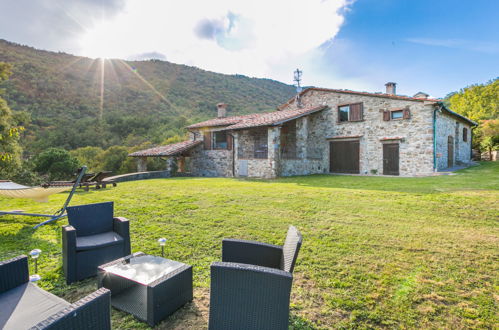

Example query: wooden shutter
[227,133,233,150]
[403,108,411,119]
[204,131,212,150]
[349,103,363,121]
[383,110,390,121]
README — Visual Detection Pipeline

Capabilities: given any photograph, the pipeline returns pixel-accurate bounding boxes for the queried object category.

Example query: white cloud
[77,0,353,85]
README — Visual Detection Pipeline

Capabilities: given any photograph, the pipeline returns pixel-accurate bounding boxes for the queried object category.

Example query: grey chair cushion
[0,282,69,330]
[76,231,124,251]
[280,226,302,273]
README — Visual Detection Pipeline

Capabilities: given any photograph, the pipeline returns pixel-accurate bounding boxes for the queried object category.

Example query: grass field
[0,162,498,329]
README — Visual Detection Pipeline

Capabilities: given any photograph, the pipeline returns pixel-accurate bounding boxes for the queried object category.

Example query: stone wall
[279,113,329,176]
[188,143,234,177]
[104,170,171,183]
[233,129,274,178]
[435,111,472,170]
[282,91,436,176]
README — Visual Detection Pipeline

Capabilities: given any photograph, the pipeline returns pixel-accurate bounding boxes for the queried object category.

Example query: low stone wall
[280,159,325,176]
[103,170,171,183]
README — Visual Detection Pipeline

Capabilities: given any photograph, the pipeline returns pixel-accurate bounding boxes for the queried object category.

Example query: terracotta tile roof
[220,105,327,130]
[129,140,202,157]
[186,113,263,129]
[277,87,441,110]
[186,105,327,131]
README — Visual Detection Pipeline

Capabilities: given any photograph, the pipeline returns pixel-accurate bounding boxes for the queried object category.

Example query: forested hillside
[0,39,295,153]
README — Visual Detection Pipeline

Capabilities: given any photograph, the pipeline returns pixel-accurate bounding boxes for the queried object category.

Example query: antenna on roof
[293,68,303,108]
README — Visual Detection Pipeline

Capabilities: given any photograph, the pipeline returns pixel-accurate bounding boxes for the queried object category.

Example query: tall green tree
[446,78,499,151]
[479,119,499,159]
[0,62,23,177]
[447,78,498,122]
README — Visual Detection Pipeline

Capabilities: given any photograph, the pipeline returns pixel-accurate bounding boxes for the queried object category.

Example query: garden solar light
[29,249,42,282]
[158,238,167,257]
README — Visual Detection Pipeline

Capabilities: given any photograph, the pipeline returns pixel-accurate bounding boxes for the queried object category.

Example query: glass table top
[102,255,185,285]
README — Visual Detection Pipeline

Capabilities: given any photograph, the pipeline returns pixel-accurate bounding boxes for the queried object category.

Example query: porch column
[166,157,176,175]
[297,117,309,159]
[137,156,147,172]
[232,132,239,177]
[268,126,281,178]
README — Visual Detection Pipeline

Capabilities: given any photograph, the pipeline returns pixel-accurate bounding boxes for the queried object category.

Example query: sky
[0,0,498,98]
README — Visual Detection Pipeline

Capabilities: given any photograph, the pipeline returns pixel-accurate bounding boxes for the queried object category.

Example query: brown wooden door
[383,143,399,175]
[329,141,360,174]
[447,136,454,168]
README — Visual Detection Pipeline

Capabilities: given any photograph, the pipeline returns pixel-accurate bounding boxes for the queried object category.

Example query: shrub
[33,148,80,181]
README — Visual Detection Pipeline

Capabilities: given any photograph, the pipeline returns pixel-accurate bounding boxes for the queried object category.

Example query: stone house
[129,83,476,178]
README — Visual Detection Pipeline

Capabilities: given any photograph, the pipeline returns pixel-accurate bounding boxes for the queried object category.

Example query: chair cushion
[67,202,114,236]
[76,231,124,251]
[0,282,69,330]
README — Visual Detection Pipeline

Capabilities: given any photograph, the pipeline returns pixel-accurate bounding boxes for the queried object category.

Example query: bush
[100,146,130,174]
[70,146,104,173]
[33,148,80,181]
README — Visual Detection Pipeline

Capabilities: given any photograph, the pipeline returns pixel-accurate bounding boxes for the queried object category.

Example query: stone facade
[188,144,233,177]
[183,90,474,178]
[281,90,437,176]
[233,129,274,178]
[435,111,472,170]
[279,113,328,176]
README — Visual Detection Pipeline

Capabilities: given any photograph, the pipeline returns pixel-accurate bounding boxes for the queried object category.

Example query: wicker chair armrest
[113,217,131,254]
[30,288,111,330]
[0,255,29,294]
[222,239,283,269]
[209,262,293,330]
[62,225,77,284]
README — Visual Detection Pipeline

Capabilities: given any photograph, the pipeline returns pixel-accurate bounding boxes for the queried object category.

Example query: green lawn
[0,162,498,329]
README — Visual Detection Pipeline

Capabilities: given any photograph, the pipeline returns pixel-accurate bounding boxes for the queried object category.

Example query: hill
[0,39,296,152]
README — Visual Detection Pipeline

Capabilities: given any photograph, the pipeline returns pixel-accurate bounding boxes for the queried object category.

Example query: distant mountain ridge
[0,39,296,152]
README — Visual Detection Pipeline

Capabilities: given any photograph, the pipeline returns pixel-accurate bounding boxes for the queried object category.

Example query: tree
[447,78,499,152]
[33,148,80,180]
[99,146,130,174]
[447,78,498,122]
[70,146,105,173]
[479,119,499,159]
[0,62,24,177]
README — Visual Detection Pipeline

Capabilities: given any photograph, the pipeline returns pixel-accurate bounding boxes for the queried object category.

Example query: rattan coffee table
[97,252,193,326]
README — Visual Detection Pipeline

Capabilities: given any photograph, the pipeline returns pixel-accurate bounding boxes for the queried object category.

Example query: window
[213,131,228,149]
[338,103,363,122]
[391,110,403,120]
[237,128,268,159]
[253,130,268,159]
[463,127,468,142]
[339,105,349,122]
[204,131,232,150]
[383,108,411,121]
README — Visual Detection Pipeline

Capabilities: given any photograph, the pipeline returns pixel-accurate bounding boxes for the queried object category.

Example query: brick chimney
[217,103,227,118]
[385,82,396,95]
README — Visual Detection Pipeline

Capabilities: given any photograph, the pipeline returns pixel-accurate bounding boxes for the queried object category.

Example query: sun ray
[117,60,179,113]
[99,58,105,120]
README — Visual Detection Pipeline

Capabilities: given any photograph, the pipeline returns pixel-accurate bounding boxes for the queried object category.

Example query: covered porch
[128,140,203,175]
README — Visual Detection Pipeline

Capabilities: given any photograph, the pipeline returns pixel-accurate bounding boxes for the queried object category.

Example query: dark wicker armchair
[209,225,303,330]
[0,255,111,330]
[63,201,131,284]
